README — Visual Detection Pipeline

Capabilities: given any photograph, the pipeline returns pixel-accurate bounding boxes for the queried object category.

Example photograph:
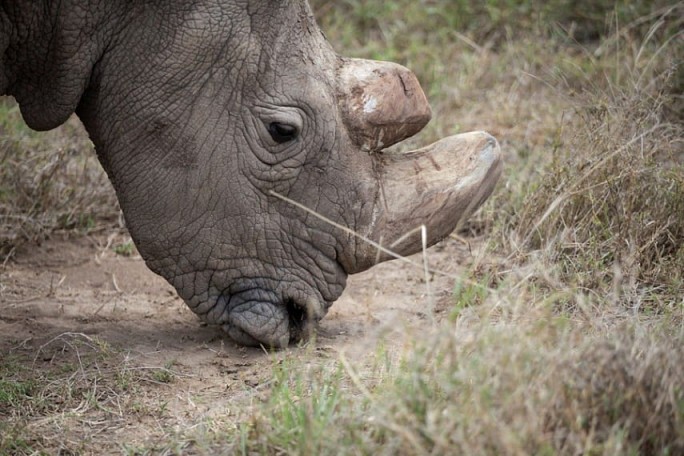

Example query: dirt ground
[0,231,473,451]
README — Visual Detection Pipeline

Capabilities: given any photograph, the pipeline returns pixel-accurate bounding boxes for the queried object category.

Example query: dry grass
[508,22,684,295]
[0,99,120,262]
[0,333,188,454]
[515,89,683,301]
[240,318,684,455]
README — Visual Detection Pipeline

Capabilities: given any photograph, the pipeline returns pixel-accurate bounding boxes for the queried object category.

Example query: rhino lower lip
[215,285,322,348]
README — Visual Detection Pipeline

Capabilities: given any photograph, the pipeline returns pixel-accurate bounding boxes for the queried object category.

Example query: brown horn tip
[337,58,432,152]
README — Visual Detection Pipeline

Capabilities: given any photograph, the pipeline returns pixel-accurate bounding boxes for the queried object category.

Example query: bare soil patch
[0,232,470,451]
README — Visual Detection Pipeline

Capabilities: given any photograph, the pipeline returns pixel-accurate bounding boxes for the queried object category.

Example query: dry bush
[403,323,684,455]
[513,59,683,301]
[474,7,684,312]
[547,333,684,454]
[0,98,120,261]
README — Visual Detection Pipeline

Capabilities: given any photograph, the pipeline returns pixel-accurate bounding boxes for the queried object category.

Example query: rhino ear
[15,72,93,132]
[3,8,103,131]
[13,43,100,132]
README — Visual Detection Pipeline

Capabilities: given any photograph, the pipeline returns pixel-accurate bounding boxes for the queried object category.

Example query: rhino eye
[268,122,298,144]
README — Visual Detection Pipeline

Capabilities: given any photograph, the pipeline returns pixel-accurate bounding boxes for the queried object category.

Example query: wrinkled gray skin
[1,1,502,348]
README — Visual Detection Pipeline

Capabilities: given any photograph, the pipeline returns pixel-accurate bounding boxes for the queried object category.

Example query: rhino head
[1,1,502,347]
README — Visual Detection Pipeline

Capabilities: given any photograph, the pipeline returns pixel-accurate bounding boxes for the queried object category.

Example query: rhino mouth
[214,279,329,348]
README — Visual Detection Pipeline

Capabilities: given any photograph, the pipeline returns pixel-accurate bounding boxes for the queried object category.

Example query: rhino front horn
[337,58,432,152]
[348,131,503,274]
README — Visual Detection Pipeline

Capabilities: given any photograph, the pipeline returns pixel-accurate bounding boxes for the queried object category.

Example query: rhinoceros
[0,0,502,347]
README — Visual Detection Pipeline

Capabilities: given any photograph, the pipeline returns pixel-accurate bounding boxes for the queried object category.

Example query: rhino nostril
[282,293,327,344]
[285,298,310,341]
